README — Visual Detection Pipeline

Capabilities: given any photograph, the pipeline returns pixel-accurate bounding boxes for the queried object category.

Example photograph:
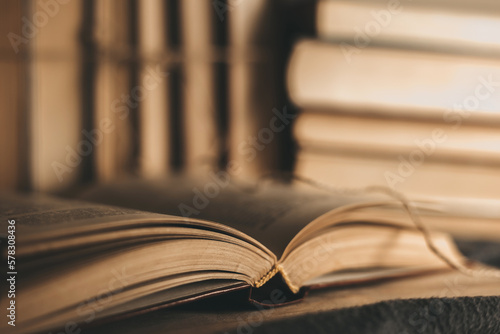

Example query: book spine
[287,40,500,116]
[294,112,500,162]
[27,0,87,192]
[316,0,500,55]
[180,0,222,174]
[137,0,171,178]
[295,149,500,200]
[0,1,26,190]
[92,0,136,182]
[227,0,283,179]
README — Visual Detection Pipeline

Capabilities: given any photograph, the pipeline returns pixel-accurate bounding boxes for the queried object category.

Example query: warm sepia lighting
[1,1,500,333]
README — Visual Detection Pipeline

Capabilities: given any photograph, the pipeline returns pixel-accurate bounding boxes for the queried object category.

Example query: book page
[0,191,278,265]
[0,191,275,333]
[0,192,162,239]
[78,176,374,256]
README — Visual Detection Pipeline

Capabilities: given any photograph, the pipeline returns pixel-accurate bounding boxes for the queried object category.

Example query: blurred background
[1,0,500,201]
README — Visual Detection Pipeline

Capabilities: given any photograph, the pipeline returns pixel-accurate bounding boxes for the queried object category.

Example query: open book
[0,176,494,333]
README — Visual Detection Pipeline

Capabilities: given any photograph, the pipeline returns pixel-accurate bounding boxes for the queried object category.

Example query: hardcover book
[2,176,499,333]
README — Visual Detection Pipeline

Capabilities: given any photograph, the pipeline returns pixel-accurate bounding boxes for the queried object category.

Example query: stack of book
[287,0,500,200]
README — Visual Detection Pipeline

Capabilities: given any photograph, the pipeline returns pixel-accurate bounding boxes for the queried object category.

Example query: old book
[294,112,500,164]
[2,177,498,333]
[180,0,222,173]
[92,0,136,182]
[84,269,500,333]
[27,0,86,192]
[0,0,25,190]
[317,0,500,55]
[137,0,171,178]
[287,40,500,120]
[295,148,500,203]
[227,0,284,179]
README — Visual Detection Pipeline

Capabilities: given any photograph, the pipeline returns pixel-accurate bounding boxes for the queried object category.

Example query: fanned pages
[2,176,498,333]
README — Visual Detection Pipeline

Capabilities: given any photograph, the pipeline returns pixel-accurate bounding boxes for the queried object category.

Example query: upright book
[137,0,172,178]
[180,0,222,173]
[0,0,24,190]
